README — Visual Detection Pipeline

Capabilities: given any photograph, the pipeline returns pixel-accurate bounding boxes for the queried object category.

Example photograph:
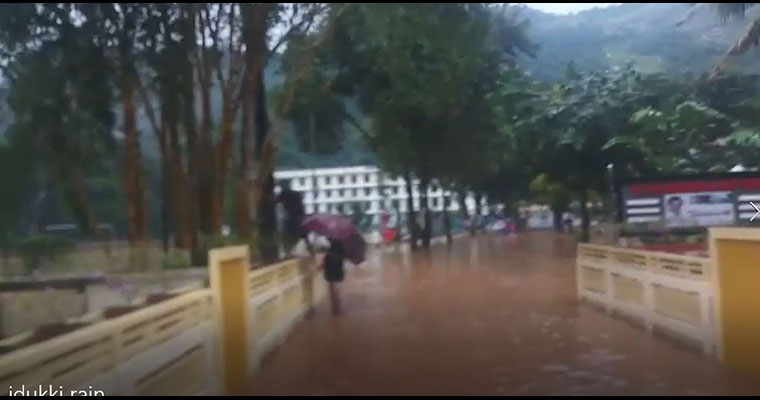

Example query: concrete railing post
[208,246,251,396]
[709,227,760,377]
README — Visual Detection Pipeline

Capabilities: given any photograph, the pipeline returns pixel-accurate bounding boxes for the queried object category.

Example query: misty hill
[515,3,760,81]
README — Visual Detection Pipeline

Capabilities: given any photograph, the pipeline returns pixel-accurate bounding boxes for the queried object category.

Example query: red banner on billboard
[629,178,760,196]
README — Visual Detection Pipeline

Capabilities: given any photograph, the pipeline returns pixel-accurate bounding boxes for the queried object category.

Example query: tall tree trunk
[171,171,193,250]
[552,207,565,232]
[168,110,192,250]
[234,64,255,238]
[234,101,253,238]
[580,189,590,243]
[197,138,214,236]
[404,170,417,250]
[257,175,278,262]
[211,88,238,235]
[179,3,201,263]
[457,190,474,237]
[235,4,269,240]
[472,193,482,235]
[420,174,431,249]
[198,26,214,237]
[443,190,452,245]
[253,70,278,262]
[0,246,7,274]
[121,76,148,244]
[196,5,214,238]
[246,3,344,257]
[63,167,98,236]
[157,126,171,252]
[457,189,470,219]
[121,65,149,271]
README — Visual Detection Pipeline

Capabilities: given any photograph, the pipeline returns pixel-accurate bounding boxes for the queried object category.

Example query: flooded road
[250,232,760,395]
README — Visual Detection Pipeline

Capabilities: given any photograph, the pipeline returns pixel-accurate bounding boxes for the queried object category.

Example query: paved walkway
[250,233,760,395]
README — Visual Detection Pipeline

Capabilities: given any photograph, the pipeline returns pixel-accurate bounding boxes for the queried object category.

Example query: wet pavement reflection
[250,232,760,395]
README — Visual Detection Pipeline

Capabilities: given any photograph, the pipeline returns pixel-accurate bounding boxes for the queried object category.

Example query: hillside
[515,3,760,81]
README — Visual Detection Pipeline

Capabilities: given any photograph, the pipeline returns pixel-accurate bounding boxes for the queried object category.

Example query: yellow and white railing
[0,289,215,396]
[0,247,326,396]
[576,243,716,354]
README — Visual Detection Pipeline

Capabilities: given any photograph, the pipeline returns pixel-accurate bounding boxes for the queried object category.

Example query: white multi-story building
[273,165,489,223]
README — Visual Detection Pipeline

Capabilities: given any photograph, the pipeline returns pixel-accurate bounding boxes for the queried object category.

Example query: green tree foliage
[0,3,332,264]
[631,73,760,172]
[301,3,535,247]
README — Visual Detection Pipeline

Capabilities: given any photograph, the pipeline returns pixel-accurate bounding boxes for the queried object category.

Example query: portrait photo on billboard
[663,192,735,228]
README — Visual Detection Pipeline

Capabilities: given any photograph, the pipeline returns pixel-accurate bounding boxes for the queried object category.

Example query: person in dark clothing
[323,239,345,315]
[275,180,312,255]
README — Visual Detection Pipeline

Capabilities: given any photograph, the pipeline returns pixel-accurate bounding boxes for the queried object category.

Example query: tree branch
[252,4,348,206]
[344,110,372,139]
[709,17,760,80]
[269,4,325,55]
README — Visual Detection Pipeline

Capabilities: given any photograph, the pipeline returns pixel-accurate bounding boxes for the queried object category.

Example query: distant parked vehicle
[486,218,515,235]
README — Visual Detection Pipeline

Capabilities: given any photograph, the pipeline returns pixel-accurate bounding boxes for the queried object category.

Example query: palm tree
[677,3,760,78]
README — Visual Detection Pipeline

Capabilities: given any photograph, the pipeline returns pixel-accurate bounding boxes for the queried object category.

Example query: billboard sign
[662,192,735,228]
[617,173,760,228]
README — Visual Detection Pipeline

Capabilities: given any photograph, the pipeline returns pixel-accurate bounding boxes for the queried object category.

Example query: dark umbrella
[302,214,366,264]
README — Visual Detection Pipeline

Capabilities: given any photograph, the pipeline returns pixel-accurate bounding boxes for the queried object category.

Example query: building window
[337,176,343,185]
[365,188,370,196]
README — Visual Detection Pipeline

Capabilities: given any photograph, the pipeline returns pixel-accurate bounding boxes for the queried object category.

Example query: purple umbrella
[302,214,366,264]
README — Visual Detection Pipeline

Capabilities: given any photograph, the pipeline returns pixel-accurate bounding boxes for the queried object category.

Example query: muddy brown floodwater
[249,232,760,396]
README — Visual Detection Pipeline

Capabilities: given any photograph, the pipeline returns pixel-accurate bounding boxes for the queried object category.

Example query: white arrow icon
[751,202,760,222]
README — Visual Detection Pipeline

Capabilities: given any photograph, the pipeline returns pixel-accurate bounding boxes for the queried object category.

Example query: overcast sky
[522,3,620,14]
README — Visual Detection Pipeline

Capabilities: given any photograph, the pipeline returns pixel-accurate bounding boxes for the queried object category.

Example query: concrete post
[208,246,251,395]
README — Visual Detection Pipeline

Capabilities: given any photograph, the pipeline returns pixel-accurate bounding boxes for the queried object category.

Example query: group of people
[275,180,345,316]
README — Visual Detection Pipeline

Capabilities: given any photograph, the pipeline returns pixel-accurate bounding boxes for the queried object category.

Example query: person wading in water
[322,239,345,315]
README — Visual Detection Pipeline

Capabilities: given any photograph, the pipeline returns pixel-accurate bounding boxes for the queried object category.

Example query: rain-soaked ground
[250,232,760,396]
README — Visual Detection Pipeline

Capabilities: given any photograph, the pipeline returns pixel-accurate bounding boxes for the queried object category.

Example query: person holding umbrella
[323,239,345,315]
[302,214,366,316]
